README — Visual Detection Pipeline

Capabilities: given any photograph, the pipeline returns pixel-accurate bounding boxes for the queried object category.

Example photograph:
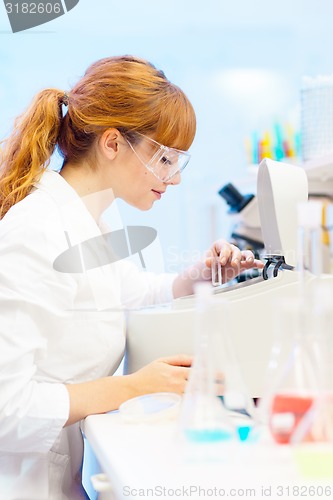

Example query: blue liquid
[185,429,232,443]
[237,426,252,442]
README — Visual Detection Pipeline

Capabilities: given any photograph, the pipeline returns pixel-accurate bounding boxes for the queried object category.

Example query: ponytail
[0,56,196,219]
[0,88,65,219]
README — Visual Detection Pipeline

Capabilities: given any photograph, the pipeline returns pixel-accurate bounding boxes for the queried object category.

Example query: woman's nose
[165,171,181,186]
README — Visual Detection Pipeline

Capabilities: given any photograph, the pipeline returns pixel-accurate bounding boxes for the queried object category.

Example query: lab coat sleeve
[0,300,70,454]
[117,259,177,308]
[0,214,70,454]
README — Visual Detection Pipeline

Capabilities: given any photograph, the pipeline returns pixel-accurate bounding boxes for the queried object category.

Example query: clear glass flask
[179,282,234,443]
[259,202,323,444]
[291,279,333,445]
[214,298,257,442]
[267,299,318,444]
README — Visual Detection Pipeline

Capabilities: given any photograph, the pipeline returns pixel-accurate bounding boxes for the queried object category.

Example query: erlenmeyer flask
[259,201,325,444]
[291,279,333,445]
[179,283,234,443]
[259,296,318,445]
[213,299,257,441]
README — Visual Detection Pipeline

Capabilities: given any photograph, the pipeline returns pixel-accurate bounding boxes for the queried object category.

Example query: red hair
[0,55,196,218]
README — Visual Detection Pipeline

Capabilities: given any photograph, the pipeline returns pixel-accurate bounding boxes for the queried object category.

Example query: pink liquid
[270,393,314,444]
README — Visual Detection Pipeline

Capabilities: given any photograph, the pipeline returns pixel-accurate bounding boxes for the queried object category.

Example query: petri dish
[119,392,182,423]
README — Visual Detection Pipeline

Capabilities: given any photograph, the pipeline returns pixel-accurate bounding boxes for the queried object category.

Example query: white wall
[1,0,332,272]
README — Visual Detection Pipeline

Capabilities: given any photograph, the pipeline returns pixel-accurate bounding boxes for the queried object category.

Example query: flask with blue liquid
[179,283,237,443]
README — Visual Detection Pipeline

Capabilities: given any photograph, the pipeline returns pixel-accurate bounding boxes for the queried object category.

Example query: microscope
[218,182,263,254]
[218,183,263,281]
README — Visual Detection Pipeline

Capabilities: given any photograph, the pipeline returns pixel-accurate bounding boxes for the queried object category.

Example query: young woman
[0,55,263,499]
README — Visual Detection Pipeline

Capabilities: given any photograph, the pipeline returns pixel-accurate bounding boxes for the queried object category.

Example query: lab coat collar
[35,169,82,206]
[34,169,103,246]
[35,169,121,311]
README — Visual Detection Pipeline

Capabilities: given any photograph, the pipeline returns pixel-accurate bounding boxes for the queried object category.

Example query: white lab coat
[0,170,175,499]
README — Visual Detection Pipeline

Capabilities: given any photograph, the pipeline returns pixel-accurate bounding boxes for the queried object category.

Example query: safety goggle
[125,133,191,182]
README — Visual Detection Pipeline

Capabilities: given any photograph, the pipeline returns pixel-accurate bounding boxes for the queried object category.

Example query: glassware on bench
[179,282,257,444]
[267,298,318,445]
[259,202,324,445]
[291,280,333,445]
[179,282,234,443]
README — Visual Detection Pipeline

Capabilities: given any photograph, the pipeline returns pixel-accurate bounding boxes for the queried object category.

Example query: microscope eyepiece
[218,183,254,213]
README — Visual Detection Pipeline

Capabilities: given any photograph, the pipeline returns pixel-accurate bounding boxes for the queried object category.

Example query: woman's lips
[152,189,164,199]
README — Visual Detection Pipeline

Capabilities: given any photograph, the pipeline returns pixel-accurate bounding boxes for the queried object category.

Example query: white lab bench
[81,160,333,499]
[82,412,333,500]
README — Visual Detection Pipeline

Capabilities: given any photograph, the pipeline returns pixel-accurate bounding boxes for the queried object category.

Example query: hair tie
[62,92,69,107]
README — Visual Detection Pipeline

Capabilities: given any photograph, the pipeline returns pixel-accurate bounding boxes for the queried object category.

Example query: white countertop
[82,412,333,500]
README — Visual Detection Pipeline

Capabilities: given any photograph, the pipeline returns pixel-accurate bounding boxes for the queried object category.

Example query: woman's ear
[99,128,121,160]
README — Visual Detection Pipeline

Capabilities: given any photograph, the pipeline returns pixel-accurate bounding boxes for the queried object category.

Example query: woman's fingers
[206,241,241,267]
[240,250,255,263]
[206,242,264,276]
[158,354,193,367]
[220,244,242,267]
[240,251,264,270]
[132,355,192,395]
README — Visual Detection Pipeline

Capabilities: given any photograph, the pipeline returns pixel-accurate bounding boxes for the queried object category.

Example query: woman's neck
[60,161,115,221]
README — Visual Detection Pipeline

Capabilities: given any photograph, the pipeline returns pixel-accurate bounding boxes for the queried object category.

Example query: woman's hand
[128,354,192,396]
[65,354,192,426]
[204,239,264,283]
[173,239,264,298]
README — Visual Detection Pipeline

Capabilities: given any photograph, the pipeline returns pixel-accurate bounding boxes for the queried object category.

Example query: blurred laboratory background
[1,0,332,273]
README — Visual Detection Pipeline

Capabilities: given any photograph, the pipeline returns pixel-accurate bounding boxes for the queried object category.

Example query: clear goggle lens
[126,133,191,182]
[146,145,190,181]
